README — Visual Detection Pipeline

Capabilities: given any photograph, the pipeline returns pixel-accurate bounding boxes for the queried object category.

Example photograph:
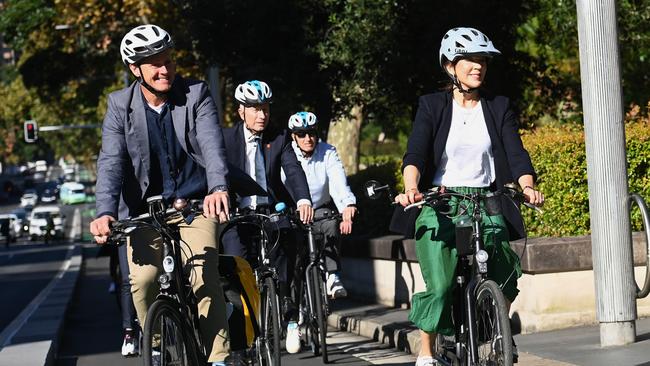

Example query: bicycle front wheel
[474,280,513,366]
[143,298,204,366]
[257,276,281,366]
[310,266,329,363]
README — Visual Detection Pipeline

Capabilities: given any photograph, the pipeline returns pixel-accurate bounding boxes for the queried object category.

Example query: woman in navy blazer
[394,28,544,366]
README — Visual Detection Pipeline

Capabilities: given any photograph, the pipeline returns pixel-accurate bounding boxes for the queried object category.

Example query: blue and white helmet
[288,112,318,132]
[439,27,501,67]
[235,80,273,106]
[120,24,174,65]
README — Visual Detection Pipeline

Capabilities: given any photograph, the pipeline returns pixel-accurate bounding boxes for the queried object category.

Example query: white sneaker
[326,273,348,299]
[285,321,301,354]
[121,329,139,357]
[415,356,438,366]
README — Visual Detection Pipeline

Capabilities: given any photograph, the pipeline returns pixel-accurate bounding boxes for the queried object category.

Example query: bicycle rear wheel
[474,280,513,366]
[143,298,204,366]
[257,276,281,366]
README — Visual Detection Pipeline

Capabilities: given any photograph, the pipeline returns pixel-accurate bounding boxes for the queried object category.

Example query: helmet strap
[137,65,170,99]
[450,74,477,94]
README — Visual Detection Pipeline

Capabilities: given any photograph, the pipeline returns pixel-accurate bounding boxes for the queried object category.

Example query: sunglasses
[295,130,318,138]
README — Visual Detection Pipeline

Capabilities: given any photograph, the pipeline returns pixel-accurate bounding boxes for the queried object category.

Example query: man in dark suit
[221,80,313,354]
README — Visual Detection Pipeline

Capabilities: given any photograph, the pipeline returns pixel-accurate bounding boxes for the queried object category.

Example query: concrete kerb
[328,300,422,355]
[0,243,83,366]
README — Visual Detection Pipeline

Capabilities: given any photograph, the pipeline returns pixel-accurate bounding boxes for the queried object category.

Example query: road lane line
[0,244,75,348]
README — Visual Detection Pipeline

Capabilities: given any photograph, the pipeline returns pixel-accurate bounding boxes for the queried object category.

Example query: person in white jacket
[282,111,357,299]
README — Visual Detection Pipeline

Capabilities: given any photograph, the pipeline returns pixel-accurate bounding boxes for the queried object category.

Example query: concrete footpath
[328,298,650,366]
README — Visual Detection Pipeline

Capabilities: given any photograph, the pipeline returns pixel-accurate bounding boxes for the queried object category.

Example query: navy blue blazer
[390,91,536,240]
[222,121,311,207]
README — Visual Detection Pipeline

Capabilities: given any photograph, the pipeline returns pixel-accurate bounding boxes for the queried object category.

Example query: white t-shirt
[432,100,495,187]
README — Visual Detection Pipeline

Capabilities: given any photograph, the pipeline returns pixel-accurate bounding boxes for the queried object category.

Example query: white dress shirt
[239,127,268,209]
[281,140,356,212]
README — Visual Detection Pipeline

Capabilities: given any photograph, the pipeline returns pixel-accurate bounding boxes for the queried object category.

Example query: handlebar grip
[413,192,424,202]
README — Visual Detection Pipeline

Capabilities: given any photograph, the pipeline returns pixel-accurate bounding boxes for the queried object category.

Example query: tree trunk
[326,105,363,175]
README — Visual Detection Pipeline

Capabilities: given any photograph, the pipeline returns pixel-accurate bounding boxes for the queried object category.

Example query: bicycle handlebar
[404,185,543,214]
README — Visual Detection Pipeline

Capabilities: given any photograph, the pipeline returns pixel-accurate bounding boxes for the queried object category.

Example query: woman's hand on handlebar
[89,215,116,245]
[522,186,545,207]
[395,187,420,207]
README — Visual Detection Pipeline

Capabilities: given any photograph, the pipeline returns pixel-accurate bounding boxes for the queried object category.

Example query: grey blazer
[95,75,229,219]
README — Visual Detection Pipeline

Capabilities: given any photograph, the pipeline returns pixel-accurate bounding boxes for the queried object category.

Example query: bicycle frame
[146,197,207,355]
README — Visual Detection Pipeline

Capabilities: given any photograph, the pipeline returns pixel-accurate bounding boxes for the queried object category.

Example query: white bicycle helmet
[288,112,318,132]
[439,27,500,67]
[234,80,273,106]
[120,24,174,65]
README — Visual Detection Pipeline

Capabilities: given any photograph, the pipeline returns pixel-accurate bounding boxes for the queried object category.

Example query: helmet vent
[134,33,148,42]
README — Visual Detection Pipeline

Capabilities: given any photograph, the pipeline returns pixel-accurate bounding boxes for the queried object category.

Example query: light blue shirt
[281,140,356,212]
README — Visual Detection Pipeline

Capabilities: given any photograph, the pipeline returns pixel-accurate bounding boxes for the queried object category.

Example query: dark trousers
[118,243,138,330]
[221,216,301,320]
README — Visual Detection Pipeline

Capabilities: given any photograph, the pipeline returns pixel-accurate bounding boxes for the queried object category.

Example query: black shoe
[282,297,298,323]
[224,350,249,366]
[512,337,519,363]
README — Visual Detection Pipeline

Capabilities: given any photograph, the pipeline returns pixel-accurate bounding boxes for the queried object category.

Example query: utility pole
[576,0,636,346]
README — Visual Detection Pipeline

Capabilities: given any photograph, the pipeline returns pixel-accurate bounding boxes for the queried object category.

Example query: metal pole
[576,0,636,346]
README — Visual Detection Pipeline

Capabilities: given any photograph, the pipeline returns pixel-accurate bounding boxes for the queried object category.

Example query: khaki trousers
[127,215,229,362]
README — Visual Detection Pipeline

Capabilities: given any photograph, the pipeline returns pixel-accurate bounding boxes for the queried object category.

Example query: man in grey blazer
[89,25,234,365]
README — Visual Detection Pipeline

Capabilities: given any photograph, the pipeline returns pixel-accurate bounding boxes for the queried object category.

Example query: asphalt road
[0,243,70,332]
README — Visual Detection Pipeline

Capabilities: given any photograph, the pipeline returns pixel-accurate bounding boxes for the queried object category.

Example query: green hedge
[349,122,650,238]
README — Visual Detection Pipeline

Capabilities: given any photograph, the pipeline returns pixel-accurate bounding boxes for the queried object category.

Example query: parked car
[20,190,38,207]
[59,182,86,205]
[29,206,65,241]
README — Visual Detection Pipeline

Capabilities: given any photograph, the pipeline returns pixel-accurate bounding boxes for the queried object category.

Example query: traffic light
[24,120,38,143]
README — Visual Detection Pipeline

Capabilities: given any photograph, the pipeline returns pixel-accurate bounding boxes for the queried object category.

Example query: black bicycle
[288,208,339,364]
[366,181,540,366]
[221,207,286,366]
[108,195,206,366]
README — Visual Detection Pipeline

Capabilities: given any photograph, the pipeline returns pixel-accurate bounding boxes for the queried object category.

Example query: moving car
[0,216,17,245]
[59,182,87,205]
[29,206,65,241]
[40,188,58,203]
[20,190,38,207]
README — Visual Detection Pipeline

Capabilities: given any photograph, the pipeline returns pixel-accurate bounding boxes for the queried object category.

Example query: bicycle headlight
[475,250,489,264]
[163,256,175,273]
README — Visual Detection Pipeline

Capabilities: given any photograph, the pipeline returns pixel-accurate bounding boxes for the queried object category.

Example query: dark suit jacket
[390,91,536,240]
[222,121,311,207]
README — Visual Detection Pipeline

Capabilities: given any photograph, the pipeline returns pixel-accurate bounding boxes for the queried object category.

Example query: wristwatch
[209,185,229,194]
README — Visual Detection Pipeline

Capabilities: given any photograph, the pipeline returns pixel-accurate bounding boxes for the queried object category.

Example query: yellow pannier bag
[219,255,260,347]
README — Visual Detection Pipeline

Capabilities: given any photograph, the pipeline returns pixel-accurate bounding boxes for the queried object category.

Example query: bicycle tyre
[474,280,513,366]
[258,276,281,366]
[311,267,329,363]
[142,298,204,366]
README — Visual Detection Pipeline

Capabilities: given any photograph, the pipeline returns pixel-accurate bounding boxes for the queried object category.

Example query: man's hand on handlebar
[298,203,314,224]
[340,205,357,235]
[90,215,116,245]
[204,191,230,223]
